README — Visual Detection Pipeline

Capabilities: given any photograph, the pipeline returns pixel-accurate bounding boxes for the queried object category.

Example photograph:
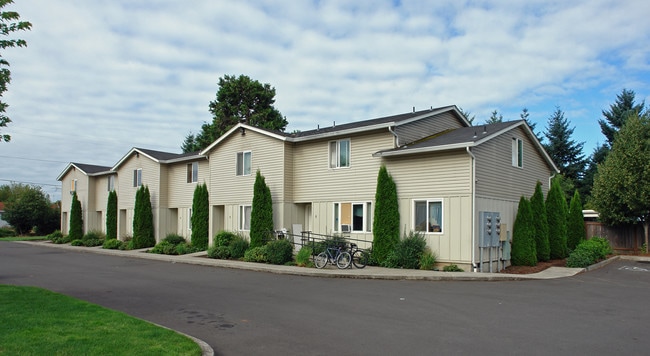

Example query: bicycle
[349,243,369,269]
[314,245,351,269]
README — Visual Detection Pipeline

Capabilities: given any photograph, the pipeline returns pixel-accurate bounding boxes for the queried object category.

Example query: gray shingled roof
[135,148,200,161]
[71,163,112,175]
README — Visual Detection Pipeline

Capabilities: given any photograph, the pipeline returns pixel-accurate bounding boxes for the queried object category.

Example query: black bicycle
[349,243,369,269]
[314,245,351,269]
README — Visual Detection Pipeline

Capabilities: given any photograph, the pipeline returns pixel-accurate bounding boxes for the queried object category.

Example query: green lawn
[0,236,49,241]
[0,285,202,355]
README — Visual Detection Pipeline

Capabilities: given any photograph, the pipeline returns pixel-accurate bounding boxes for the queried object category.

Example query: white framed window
[133,169,142,187]
[413,199,443,233]
[70,179,77,193]
[107,175,115,192]
[512,138,523,168]
[188,208,193,232]
[236,151,252,176]
[329,139,350,168]
[239,205,252,231]
[187,162,198,183]
[333,202,372,232]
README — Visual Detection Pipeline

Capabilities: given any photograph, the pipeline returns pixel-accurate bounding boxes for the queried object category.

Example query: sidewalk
[19,240,601,281]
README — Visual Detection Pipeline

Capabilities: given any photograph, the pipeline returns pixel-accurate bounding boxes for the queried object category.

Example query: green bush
[150,240,176,255]
[511,197,537,266]
[82,239,103,247]
[419,249,437,270]
[0,227,17,237]
[228,236,249,259]
[70,239,83,246]
[175,243,199,255]
[250,170,274,248]
[46,230,62,241]
[69,192,83,241]
[207,245,231,259]
[383,231,427,269]
[244,246,269,263]
[295,246,313,267]
[443,264,464,272]
[102,238,122,250]
[214,231,236,247]
[311,235,347,255]
[265,239,293,265]
[106,190,118,240]
[83,230,106,241]
[566,237,613,268]
[163,233,187,245]
[372,165,401,265]
[191,183,209,250]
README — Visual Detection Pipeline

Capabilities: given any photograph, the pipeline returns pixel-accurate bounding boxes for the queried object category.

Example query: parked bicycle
[314,245,351,269]
[349,243,369,269]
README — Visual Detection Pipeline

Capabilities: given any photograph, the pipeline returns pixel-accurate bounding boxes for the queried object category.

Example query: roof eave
[373,142,473,157]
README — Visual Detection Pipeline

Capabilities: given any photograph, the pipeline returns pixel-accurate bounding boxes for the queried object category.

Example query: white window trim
[239,205,252,231]
[329,139,351,169]
[71,179,77,193]
[512,138,523,168]
[412,199,444,234]
[133,168,142,187]
[333,201,372,233]
[187,162,198,183]
[236,151,252,176]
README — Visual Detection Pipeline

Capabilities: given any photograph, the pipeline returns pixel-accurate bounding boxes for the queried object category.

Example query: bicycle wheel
[314,252,328,269]
[336,251,352,269]
[352,249,368,269]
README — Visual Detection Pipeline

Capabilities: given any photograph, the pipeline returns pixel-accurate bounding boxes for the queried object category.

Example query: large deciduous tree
[3,184,55,235]
[182,75,287,152]
[592,112,650,249]
[372,165,400,265]
[250,170,273,248]
[0,0,31,142]
[190,183,209,250]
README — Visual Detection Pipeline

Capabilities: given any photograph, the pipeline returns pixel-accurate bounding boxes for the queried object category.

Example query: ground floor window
[414,199,443,233]
[239,205,251,231]
[333,202,372,233]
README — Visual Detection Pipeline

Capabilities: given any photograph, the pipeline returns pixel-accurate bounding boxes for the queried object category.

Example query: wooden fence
[585,221,645,254]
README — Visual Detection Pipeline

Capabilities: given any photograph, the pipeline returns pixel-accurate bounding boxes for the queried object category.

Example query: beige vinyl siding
[166,160,209,208]
[473,126,553,201]
[395,111,466,145]
[59,170,89,235]
[293,130,393,201]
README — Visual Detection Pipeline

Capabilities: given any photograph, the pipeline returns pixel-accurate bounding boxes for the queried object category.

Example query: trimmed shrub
[511,197,537,266]
[69,192,83,241]
[443,264,464,272]
[244,246,268,263]
[0,227,16,237]
[546,177,568,259]
[228,236,249,259]
[46,230,63,241]
[70,239,83,246]
[102,238,123,250]
[163,233,187,245]
[372,165,400,265]
[150,240,176,255]
[311,235,347,255]
[383,231,427,269]
[175,243,199,255]
[133,185,155,249]
[295,246,313,267]
[265,239,293,265]
[106,190,118,240]
[190,183,209,250]
[419,248,437,270]
[567,190,586,251]
[207,245,231,259]
[250,170,274,248]
[214,230,236,247]
[530,181,550,262]
[566,237,612,268]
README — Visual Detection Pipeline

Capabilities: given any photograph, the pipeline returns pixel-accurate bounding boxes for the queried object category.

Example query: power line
[0,178,60,187]
[0,155,69,164]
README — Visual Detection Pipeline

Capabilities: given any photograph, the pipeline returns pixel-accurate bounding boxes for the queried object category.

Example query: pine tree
[546,177,568,259]
[191,183,209,250]
[543,107,587,184]
[106,190,117,239]
[69,191,83,240]
[133,185,155,248]
[511,196,537,266]
[250,170,273,248]
[372,165,400,264]
[599,88,645,147]
[530,182,550,261]
[567,189,585,251]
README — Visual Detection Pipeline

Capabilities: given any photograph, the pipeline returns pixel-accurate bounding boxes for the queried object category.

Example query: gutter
[466,146,477,272]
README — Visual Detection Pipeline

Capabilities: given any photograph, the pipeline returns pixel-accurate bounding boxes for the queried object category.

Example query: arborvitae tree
[106,190,117,239]
[511,196,537,266]
[191,183,209,250]
[546,177,568,259]
[567,189,586,251]
[250,170,273,248]
[133,185,155,249]
[69,191,83,240]
[530,181,550,262]
[372,165,400,264]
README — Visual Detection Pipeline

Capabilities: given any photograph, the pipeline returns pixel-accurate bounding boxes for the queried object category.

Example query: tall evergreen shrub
[530,181,550,261]
[106,190,117,240]
[372,165,400,265]
[191,183,209,250]
[511,196,537,266]
[546,177,568,259]
[69,191,83,241]
[567,190,586,251]
[133,185,155,249]
[250,170,273,248]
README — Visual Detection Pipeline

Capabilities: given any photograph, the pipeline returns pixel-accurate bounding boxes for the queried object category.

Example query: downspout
[388,126,399,147]
[466,146,477,272]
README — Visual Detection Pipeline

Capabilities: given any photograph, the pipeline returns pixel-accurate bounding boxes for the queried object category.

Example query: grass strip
[0,285,201,355]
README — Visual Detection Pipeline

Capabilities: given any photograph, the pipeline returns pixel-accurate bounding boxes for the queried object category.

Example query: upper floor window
[512,138,523,168]
[187,162,198,183]
[107,175,115,192]
[70,179,77,193]
[329,139,350,168]
[133,168,142,187]
[333,202,372,233]
[236,151,252,176]
[414,199,443,233]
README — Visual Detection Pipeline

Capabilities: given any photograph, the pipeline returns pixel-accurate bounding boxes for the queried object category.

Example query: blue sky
[2,0,649,202]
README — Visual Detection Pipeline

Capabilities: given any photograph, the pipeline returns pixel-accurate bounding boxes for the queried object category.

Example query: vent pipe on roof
[482,126,487,134]
[413,106,415,113]
[333,121,336,127]
[473,131,477,138]
[317,124,319,131]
